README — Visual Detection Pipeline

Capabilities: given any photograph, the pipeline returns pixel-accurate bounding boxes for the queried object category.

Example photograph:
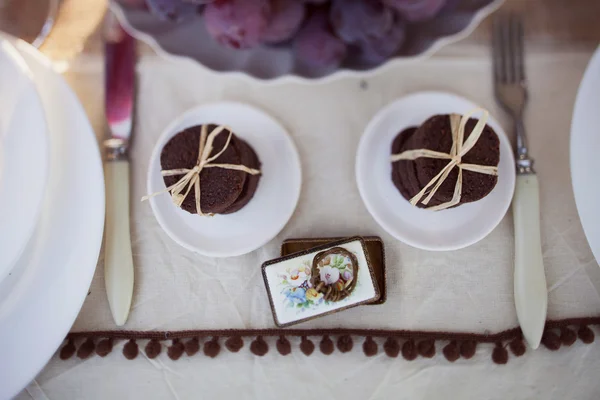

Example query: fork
[493,14,547,349]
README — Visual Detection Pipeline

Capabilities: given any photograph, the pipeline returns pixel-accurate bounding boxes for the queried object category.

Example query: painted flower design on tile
[305,288,323,302]
[283,287,306,304]
[316,254,354,290]
[342,270,353,281]
[277,253,359,313]
[319,266,340,285]
[278,261,322,311]
[288,267,309,287]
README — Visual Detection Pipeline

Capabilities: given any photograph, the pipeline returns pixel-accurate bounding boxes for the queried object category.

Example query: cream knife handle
[513,173,547,349]
[104,160,134,326]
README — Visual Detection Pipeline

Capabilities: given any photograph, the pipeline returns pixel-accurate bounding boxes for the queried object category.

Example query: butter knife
[103,13,136,326]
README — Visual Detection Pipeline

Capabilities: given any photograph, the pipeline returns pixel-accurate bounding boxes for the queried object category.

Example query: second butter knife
[103,13,136,326]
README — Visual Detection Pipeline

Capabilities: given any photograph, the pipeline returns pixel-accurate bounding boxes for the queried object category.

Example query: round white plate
[571,45,600,263]
[0,38,48,281]
[0,37,104,399]
[148,102,301,257]
[356,91,515,251]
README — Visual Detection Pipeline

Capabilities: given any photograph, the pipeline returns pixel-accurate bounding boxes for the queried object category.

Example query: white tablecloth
[17,44,600,399]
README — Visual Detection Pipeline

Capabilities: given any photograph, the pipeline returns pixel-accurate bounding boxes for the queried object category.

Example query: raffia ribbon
[142,125,261,216]
[390,108,498,211]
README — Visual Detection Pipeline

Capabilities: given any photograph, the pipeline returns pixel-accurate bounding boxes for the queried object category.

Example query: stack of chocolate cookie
[391,114,500,208]
[160,124,261,215]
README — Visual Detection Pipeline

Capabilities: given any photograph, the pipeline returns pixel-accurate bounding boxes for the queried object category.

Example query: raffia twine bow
[390,108,498,211]
[142,125,261,216]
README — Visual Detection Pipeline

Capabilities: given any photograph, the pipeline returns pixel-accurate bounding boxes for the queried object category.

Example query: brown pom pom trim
[225,336,243,353]
[320,335,334,355]
[185,338,200,356]
[443,341,459,362]
[300,336,315,356]
[276,336,291,356]
[383,337,400,358]
[77,338,95,359]
[578,325,595,344]
[96,338,113,357]
[167,339,185,360]
[145,339,162,359]
[61,317,599,363]
[560,327,577,346]
[337,335,353,353]
[203,337,220,358]
[123,339,138,360]
[459,340,476,359]
[402,339,417,361]
[542,331,561,351]
[492,342,508,364]
[363,336,378,357]
[60,339,76,360]
[250,336,269,356]
[417,339,435,358]
[508,337,526,357]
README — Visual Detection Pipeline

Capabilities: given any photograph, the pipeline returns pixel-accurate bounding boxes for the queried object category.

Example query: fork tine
[492,17,504,83]
[511,14,525,81]
[500,15,515,83]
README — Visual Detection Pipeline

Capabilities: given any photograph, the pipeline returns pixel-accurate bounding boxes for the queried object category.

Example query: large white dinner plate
[0,37,104,399]
[148,102,301,258]
[356,91,515,251]
[0,38,48,282]
[571,46,600,263]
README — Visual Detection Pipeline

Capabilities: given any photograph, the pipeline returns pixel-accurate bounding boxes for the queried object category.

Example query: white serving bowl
[111,0,504,82]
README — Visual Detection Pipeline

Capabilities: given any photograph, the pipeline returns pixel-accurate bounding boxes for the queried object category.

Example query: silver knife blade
[104,12,135,154]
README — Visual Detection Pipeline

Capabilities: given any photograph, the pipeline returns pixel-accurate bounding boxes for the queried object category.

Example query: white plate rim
[356,91,516,251]
[570,45,600,263]
[0,38,49,281]
[0,36,105,399]
[147,101,301,258]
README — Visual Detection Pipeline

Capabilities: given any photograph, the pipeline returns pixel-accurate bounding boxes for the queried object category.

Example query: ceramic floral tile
[262,238,379,327]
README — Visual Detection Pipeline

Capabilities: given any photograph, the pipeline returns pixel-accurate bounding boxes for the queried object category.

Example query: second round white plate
[571,45,600,264]
[0,38,48,281]
[147,102,301,258]
[0,36,104,399]
[356,91,515,251]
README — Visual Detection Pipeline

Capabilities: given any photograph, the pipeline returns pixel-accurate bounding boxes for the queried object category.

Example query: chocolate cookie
[391,127,419,202]
[391,114,500,208]
[220,136,262,214]
[160,124,247,215]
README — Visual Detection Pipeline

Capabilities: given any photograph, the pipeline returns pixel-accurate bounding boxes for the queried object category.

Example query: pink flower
[342,270,353,281]
[320,266,340,285]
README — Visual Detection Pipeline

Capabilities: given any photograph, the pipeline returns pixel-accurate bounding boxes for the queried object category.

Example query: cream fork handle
[513,173,547,349]
[104,161,134,326]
